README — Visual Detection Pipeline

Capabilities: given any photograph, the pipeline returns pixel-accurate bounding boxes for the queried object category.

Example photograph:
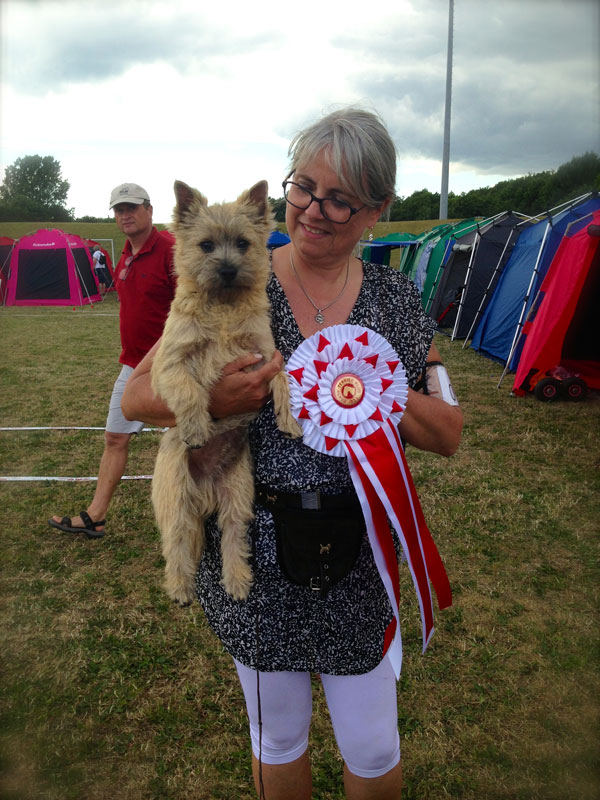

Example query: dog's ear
[239,180,270,222]
[173,181,208,224]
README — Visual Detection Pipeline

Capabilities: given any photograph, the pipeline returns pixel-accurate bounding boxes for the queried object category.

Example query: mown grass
[1,293,599,799]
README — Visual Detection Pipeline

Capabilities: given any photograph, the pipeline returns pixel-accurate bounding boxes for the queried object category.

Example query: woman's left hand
[397,343,463,457]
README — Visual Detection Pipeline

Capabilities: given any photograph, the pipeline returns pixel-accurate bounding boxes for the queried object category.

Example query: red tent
[513,210,600,399]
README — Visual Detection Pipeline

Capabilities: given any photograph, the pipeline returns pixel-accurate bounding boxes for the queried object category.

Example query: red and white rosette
[287,324,452,679]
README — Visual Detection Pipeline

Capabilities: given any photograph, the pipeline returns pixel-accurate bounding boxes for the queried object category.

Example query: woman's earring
[368,227,374,241]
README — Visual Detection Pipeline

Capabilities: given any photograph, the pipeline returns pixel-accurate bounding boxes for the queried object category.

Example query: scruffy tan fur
[151,180,301,605]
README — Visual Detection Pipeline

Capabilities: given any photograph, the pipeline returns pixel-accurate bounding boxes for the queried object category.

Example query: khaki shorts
[105,365,145,435]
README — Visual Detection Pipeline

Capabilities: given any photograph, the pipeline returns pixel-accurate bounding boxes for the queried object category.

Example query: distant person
[92,245,110,295]
[49,183,176,538]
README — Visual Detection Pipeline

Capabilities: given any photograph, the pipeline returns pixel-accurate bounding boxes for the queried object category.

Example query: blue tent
[360,236,419,269]
[267,230,290,248]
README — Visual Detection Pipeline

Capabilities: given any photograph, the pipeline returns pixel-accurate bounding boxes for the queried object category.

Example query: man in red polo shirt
[49,183,176,538]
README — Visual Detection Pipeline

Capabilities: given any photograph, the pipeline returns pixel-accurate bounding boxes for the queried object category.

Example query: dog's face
[171,180,273,301]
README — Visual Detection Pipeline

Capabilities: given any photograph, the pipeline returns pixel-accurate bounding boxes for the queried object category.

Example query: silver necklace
[289,251,350,324]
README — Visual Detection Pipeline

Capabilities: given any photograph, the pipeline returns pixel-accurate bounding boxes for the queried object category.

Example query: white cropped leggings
[234,655,401,779]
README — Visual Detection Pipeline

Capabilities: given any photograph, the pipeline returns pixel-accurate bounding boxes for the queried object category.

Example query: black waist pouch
[267,506,365,597]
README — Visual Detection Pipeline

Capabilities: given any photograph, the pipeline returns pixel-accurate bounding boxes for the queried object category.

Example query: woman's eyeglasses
[282,180,365,224]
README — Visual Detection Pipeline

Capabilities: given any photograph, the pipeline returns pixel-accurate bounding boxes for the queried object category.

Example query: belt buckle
[309,576,321,591]
[301,491,321,510]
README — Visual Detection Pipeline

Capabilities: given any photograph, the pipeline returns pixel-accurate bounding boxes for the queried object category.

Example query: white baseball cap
[109,183,151,209]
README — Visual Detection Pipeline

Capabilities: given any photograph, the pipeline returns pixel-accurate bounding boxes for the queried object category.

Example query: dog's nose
[218,263,238,284]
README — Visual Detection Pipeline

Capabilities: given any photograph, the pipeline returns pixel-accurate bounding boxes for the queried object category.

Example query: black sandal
[48,510,106,539]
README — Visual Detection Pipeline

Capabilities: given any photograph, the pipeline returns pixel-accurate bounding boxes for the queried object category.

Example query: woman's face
[285,150,385,269]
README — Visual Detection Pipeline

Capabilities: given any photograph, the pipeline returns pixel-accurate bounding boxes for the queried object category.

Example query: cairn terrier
[151,180,301,605]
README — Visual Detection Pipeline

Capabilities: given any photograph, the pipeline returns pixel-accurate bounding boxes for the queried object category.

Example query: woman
[122,107,462,800]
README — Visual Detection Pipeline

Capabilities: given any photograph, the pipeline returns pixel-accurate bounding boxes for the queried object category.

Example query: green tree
[390,189,440,221]
[547,152,600,207]
[0,155,74,221]
[269,196,286,223]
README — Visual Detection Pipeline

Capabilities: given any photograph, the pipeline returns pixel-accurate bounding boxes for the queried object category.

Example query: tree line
[1,152,598,224]
[271,152,599,222]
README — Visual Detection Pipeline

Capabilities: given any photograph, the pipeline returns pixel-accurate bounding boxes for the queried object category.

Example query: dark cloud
[339,0,600,176]
[3,0,598,187]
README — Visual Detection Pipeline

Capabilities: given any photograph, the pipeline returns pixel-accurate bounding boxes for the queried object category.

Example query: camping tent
[360,235,420,270]
[421,219,485,314]
[410,225,454,296]
[512,210,600,398]
[425,216,505,326]
[0,236,16,304]
[433,212,530,339]
[471,194,600,366]
[267,230,290,249]
[2,228,102,306]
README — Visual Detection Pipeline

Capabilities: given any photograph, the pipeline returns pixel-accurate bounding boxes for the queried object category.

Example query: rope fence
[0,426,163,431]
[0,425,162,481]
[1,475,152,482]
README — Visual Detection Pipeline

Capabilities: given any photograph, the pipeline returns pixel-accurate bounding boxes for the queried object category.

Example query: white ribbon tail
[346,445,403,679]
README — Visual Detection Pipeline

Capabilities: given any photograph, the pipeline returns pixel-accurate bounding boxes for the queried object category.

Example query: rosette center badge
[332,373,365,408]
[286,325,409,457]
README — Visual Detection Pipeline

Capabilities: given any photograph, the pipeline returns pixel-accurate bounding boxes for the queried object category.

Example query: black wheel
[534,377,561,402]
[562,377,587,401]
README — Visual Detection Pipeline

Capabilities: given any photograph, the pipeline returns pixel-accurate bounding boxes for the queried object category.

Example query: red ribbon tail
[387,423,452,610]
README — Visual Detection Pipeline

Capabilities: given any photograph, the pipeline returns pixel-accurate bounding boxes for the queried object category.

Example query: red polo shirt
[115,226,176,368]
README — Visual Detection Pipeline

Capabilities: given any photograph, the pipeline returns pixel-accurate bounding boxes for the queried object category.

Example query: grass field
[1,288,599,798]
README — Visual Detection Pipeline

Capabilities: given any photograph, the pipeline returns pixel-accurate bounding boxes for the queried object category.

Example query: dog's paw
[172,597,193,608]
[276,413,303,439]
[179,426,208,449]
[165,581,196,607]
[221,562,253,601]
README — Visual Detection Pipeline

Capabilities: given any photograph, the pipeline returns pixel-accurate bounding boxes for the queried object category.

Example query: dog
[150,180,301,606]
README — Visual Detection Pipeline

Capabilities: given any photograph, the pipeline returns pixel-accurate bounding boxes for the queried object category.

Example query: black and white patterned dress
[195,261,436,675]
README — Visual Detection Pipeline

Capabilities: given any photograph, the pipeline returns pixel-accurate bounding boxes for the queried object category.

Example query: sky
[1,0,598,223]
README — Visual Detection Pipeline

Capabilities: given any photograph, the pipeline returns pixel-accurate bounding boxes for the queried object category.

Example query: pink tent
[0,236,16,304]
[2,228,102,306]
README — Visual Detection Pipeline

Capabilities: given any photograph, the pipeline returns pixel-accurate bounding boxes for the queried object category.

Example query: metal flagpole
[439,0,454,220]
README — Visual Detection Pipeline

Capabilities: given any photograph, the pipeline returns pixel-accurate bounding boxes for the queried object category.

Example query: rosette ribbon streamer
[287,325,452,679]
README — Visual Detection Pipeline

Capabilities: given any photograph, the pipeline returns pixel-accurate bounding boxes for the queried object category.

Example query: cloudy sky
[1,0,598,222]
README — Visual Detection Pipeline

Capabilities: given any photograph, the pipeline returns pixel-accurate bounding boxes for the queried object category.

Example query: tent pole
[497,221,551,388]
[451,231,480,340]
[564,207,597,236]
[547,191,591,219]
[1,242,16,305]
[68,238,95,308]
[425,237,453,314]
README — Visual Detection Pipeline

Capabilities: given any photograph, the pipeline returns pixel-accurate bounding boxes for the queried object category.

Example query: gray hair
[287,107,397,208]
